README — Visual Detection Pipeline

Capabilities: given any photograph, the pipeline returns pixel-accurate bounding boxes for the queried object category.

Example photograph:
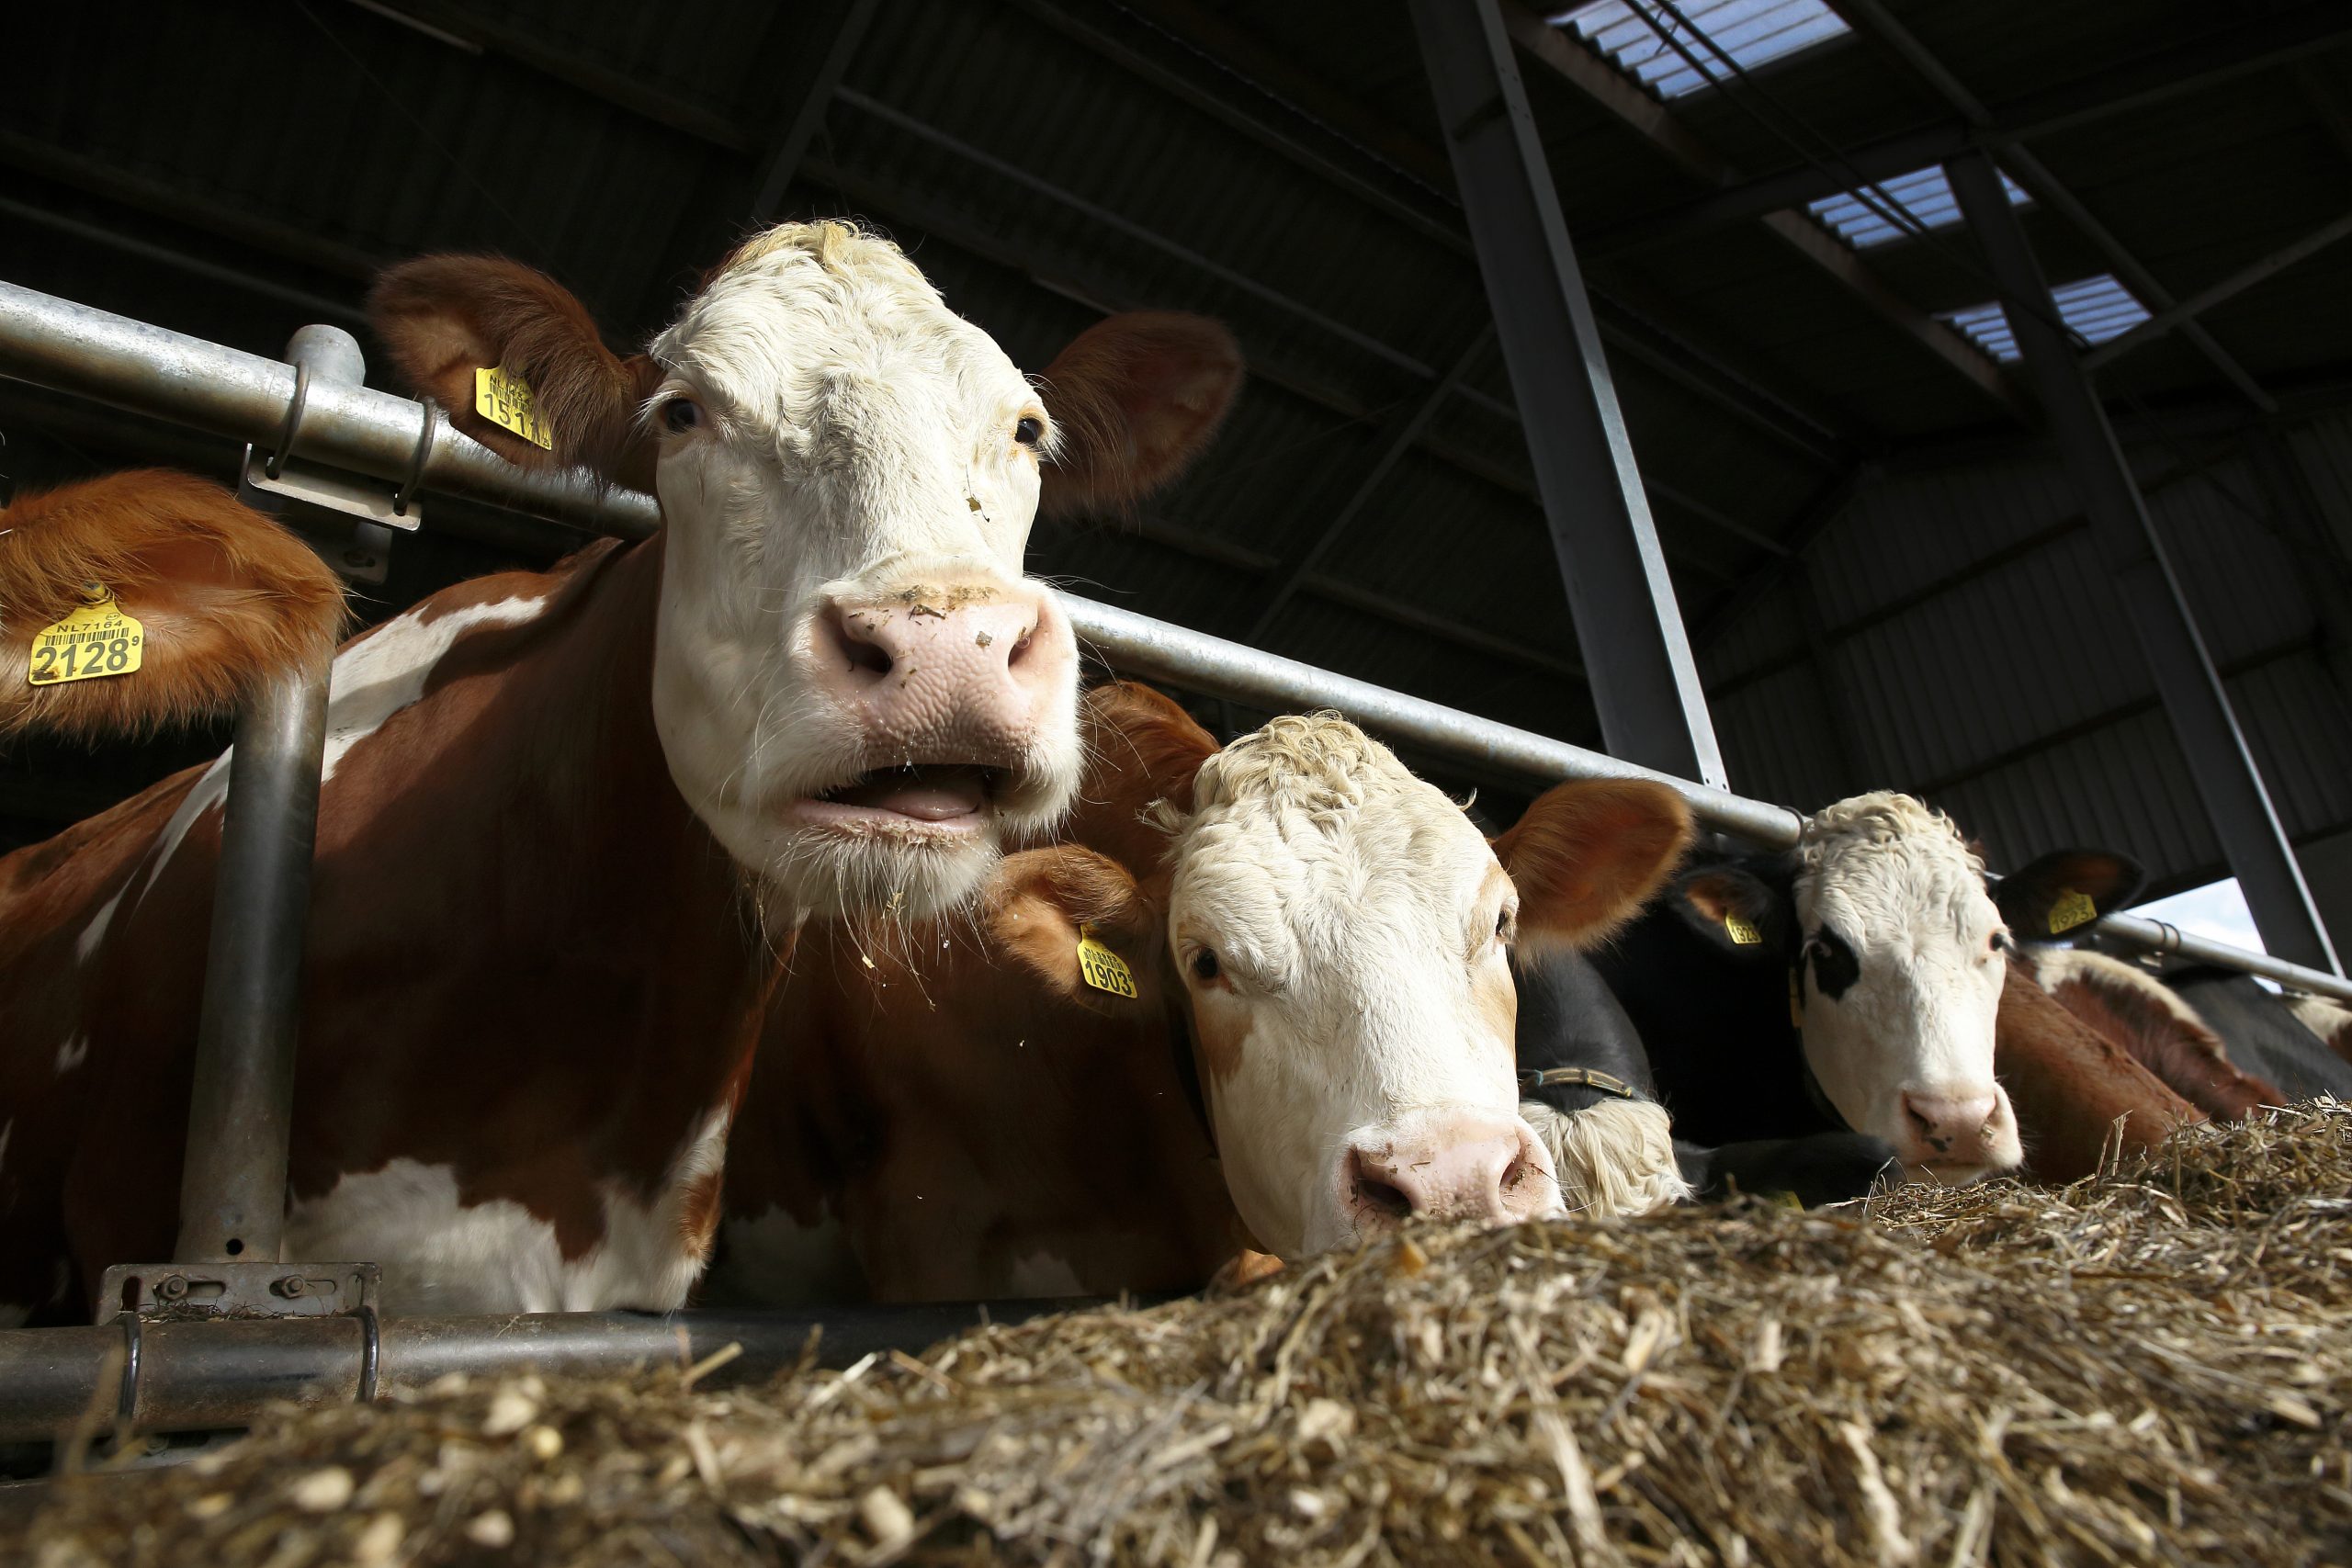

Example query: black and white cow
[1511,947,1899,1210]
[1592,792,2024,1184]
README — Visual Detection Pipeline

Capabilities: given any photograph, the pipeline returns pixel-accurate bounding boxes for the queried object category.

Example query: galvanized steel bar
[0,281,2344,1002]
[1408,0,1728,788]
[1947,151,2342,977]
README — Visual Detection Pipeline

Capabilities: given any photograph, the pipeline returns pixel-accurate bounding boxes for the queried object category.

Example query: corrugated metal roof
[1942,275,2150,361]
[1807,165,2029,249]
[1552,0,1853,99]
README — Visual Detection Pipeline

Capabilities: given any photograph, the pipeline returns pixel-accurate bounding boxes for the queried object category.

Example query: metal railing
[3,278,2346,1004]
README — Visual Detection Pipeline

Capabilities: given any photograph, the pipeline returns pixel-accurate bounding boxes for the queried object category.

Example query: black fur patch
[1805,924,1860,1001]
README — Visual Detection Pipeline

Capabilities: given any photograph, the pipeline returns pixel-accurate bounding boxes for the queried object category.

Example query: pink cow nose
[1343,1118,1556,1235]
[813,584,1072,758]
[1901,1089,2002,1165]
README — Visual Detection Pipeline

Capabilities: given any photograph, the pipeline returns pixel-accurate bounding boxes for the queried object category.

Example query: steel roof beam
[2082,210,2352,374]
[1600,1,2352,254]
[1498,4,2029,422]
[1949,148,2338,974]
[1414,0,1726,784]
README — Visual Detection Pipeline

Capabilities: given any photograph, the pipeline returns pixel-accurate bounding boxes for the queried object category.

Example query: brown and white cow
[1993,960,2204,1183]
[0,223,1240,1322]
[712,683,1698,1302]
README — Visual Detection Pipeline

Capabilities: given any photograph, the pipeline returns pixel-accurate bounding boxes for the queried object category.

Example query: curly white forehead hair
[1796,791,1984,877]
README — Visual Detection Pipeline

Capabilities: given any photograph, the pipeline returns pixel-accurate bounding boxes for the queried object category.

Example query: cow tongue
[828,764,988,820]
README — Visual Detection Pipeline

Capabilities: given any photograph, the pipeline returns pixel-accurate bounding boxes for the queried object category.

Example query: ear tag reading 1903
[1724,913,1763,946]
[1076,925,1137,998]
[474,365,556,450]
[27,589,143,686]
[2046,889,2098,935]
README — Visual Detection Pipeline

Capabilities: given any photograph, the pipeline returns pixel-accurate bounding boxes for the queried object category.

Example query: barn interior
[5,0,2351,958]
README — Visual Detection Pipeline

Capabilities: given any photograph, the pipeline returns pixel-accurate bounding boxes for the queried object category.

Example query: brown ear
[1066,682,1221,876]
[1035,312,1243,520]
[1492,778,1695,952]
[983,845,1159,1004]
[368,254,662,491]
[0,471,347,742]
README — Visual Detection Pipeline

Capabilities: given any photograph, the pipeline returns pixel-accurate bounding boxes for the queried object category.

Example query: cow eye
[1989,930,2014,955]
[1190,948,1221,985]
[662,398,701,434]
[1495,907,1516,944]
[1014,415,1045,447]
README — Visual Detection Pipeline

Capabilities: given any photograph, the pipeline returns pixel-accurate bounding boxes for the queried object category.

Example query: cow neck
[1755,853,1851,1135]
[289,531,789,1234]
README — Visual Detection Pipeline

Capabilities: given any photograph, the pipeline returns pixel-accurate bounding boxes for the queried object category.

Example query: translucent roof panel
[1551,0,1851,99]
[1941,275,2153,362]
[1807,165,2030,248]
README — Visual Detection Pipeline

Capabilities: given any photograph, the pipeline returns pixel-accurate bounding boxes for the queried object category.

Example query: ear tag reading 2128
[2046,889,2098,935]
[27,588,143,686]
[475,366,556,450]
[1076,926,1137,998]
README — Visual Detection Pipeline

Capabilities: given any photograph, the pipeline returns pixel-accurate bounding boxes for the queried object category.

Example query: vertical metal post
[174,326,351,1262]
[1946,152,2341,975]
[1408,0,1725,786]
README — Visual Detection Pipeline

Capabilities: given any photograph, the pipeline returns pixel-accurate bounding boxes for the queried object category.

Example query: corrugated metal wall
[1703,414,2352,890]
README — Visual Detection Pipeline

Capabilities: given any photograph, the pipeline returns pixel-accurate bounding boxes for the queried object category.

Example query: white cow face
[1158,716,1694,1258]
[368,225,1241,926]
[1681,794,2021,1183]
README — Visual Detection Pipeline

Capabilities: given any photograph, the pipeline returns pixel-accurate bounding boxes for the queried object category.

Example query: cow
[0,221,1242,1322]
[709,683,1702,1301]
[1988,960,2203,1183]
[2288,992,2352,1066]
[1510,947,1899,1211]
[1591,793,2026,1184]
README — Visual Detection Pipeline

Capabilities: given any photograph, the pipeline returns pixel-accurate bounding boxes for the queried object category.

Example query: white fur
[1521,1100,1690,1218]
[283,1110,730,1314]
[2288,994,2352,1050]
[641,223,1080,924]
[1792,795,2020,1182]
[1163,716,1562,1258]
[74,888,123,965]
[54,1033,86,1076]
[320,593,550,782]
[2030,948,2210,1030]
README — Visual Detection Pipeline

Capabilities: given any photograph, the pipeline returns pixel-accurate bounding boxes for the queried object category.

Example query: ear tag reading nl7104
[475,365,556,450]
[1076,926,1137,998]
[1724,913,1763,946]
[2045,889,2098,935]
[27,588,143,686]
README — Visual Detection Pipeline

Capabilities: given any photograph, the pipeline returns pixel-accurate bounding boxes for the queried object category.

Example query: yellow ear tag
[1076,925,1137,998]
[1724,913,1763,946]
[28,589,143,686]
[2046,889,2098,935]
[474,365,555,450]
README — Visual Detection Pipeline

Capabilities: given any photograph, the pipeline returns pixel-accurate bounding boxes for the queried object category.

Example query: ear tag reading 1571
[2046,889,2098,935]
[474,365,556,450]
[1724,913,1763,946]
[27,589,143,686]
[1076,925,1137,998]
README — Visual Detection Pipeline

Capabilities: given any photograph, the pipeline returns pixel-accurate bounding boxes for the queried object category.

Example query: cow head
[369,223,1241,922]
[1156,717,1694,1258]
[1669,793,2021,1183]
[1989,848,2146,943]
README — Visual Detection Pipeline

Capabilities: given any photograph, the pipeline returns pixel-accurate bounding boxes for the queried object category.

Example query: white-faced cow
[709,684,1702,1301]
[0,222,1241,1322]
[1595,793,2025,1184]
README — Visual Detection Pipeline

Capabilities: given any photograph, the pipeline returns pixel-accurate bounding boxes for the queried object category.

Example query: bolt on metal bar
[0,281,2342,1000]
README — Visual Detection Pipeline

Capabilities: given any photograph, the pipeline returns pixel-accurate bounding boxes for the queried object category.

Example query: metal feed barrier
[0,282,2345,1446]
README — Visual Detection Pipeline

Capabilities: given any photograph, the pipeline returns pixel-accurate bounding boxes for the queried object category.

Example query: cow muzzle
[1894,1082,2021,1181]
[792,580,1079,837]
[1338,1113,1561,1239]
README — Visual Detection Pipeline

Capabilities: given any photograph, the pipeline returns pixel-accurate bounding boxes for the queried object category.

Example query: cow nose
[1342,1120,1556,1236]
[1901,1089,2001,1162]
[813,585,1073,755]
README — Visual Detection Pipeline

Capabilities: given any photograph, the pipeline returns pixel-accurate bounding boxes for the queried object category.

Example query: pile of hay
[26,1105,2352,1565]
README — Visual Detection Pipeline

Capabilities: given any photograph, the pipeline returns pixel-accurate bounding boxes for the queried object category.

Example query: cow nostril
[827,607,894,679]
[1347,1150,1415,1221]
[1001,622,1038,672]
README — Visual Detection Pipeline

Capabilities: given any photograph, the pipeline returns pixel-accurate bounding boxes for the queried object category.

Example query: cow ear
[1034,312,1243,520]
[368,254,662,491]
[1493,778,1694,953]
[983,845,1158,1004]
[1668,865,1785,958]
[0,470,346,742]
[1994,849,2146,941]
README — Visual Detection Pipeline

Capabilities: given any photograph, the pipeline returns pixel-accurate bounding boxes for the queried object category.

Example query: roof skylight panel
[1807,165,2030,249]
[1550,0,1852,99]
[1939,275,2152,362]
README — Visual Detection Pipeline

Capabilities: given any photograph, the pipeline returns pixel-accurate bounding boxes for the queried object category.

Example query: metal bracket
[237,380,427,587]
[98,1261,380,1323]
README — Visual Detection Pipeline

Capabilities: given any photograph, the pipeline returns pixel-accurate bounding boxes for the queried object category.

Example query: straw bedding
[24,1104,2352,1566]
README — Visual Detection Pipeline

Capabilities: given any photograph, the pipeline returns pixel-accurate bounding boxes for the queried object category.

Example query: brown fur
[2030,953,2283,1120]
[1492,778,1696,952]
[0,470,346,742]
[368,254,663,491]
[1028,311,1243,520]
[1996,960,2203,1183]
